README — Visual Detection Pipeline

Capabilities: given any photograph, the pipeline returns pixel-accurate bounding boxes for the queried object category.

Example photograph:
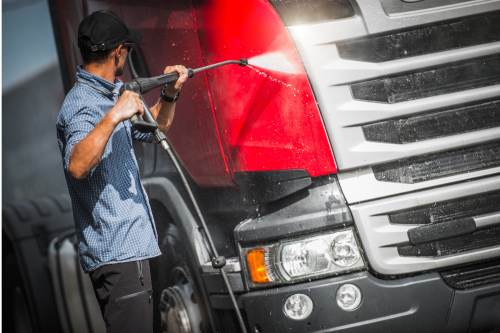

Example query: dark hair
[78,37,113,64]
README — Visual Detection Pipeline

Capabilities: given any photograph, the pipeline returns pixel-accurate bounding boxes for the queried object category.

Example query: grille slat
[442,259,500,289]
[337,11,500,63]
[388,190,500,225]
[392,191,500,257]
[407,218,477,245]
[362,99,500,144]
[373,140,500,184]
[351,54,500,104]
[398,225,500,257]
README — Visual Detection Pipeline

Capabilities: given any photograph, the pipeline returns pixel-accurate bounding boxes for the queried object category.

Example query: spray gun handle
[120,84,158,132]
[130,114,158,132]
[134,72,180,94]
[121,71,184,132]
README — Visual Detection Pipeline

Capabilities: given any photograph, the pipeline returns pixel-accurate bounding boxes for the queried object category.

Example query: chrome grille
[282,0,500,274]
[287,0,500,203]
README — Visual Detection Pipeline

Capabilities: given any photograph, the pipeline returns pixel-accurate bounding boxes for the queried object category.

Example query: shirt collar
[76,65,123,98]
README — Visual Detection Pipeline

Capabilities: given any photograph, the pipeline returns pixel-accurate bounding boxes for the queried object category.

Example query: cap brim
[125,29,141,45]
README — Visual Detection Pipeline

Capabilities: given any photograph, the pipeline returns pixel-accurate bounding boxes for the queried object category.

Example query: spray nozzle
[239,58,248,66]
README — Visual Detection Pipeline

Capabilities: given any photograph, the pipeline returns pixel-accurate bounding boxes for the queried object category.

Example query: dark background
[3,0,68,203]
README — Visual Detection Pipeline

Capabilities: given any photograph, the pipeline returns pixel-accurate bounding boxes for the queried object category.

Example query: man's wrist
[160,86,180,103]
[106,108,122,127]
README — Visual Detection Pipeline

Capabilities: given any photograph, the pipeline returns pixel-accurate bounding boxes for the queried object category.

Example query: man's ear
[112,46,121,65]
[110,46,121,57]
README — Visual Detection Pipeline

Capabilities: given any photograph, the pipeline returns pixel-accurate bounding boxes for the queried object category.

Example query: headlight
[245,228,364,286]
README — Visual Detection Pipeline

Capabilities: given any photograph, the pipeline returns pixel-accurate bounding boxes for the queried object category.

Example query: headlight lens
[245,228,364,286]
[281,235,335,279]
[331,231,361,268]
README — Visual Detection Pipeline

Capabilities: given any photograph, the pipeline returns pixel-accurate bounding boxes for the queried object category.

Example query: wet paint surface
[194,0,336,179]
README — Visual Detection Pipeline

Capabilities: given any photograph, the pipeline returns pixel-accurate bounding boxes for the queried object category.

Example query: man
[56,10,188,332]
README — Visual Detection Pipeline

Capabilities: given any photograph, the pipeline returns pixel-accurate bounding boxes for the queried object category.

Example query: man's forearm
[68,112,119,179]
[150,99,176,133]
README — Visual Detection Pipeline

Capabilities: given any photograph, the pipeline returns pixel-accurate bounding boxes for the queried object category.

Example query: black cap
[78,10,140,52]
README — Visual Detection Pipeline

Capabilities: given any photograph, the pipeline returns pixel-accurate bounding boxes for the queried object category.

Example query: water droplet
[247,65,301,95]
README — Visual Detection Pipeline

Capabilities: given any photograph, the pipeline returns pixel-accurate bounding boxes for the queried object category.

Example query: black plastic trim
[388,190,500,225]
[441,258,500,290]
[351,54,500,104]
[234,170,312,205]
[408,217,477,245]
[337,11,500,63]
[398,225,500,257]
[372,140,500,184]
[202,272,245,295]
[362,99,500,144]
[241,271,500,332]
[241,272,454,332]
[234,176,352,245]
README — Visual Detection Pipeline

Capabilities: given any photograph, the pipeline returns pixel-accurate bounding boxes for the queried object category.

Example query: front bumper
[239,272,500,333]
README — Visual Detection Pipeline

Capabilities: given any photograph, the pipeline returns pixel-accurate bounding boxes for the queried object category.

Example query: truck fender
[142,177,217,332]
[142,177,210,266]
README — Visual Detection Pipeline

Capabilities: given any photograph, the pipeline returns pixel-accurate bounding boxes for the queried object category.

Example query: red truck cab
[7,0,496,332]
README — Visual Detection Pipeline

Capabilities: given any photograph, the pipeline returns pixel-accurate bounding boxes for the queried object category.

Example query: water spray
[247,51,299,74]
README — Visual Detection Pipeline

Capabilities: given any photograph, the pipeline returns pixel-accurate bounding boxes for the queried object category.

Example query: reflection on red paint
[194,0,337,179]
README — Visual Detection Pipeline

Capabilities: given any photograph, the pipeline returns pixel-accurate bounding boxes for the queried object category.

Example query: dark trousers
[89,259,153,333]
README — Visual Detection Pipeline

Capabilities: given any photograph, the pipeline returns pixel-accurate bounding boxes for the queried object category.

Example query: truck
[4,0,500,332]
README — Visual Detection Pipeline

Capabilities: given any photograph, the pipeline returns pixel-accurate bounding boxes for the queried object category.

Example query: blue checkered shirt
[56,66,161,272]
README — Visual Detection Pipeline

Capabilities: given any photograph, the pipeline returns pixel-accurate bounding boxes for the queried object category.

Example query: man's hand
[109,90,144,124]
[67,91,144,179]
[147,65,188,134]
[162,65,189,96]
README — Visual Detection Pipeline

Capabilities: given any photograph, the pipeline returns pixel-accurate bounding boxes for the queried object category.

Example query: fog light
[336,284,362,311]
[283,294,313,320]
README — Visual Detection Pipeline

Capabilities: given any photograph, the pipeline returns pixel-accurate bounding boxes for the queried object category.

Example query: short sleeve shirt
[56,66,161,272]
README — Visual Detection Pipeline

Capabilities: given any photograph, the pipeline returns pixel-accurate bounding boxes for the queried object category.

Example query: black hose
[156,132,249,333]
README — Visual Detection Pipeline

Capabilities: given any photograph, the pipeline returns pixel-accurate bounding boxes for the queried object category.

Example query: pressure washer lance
[121,58,248,133]
[121,59,249,333]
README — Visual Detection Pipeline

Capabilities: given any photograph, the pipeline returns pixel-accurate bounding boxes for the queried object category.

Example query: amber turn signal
[246,248,271,284]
